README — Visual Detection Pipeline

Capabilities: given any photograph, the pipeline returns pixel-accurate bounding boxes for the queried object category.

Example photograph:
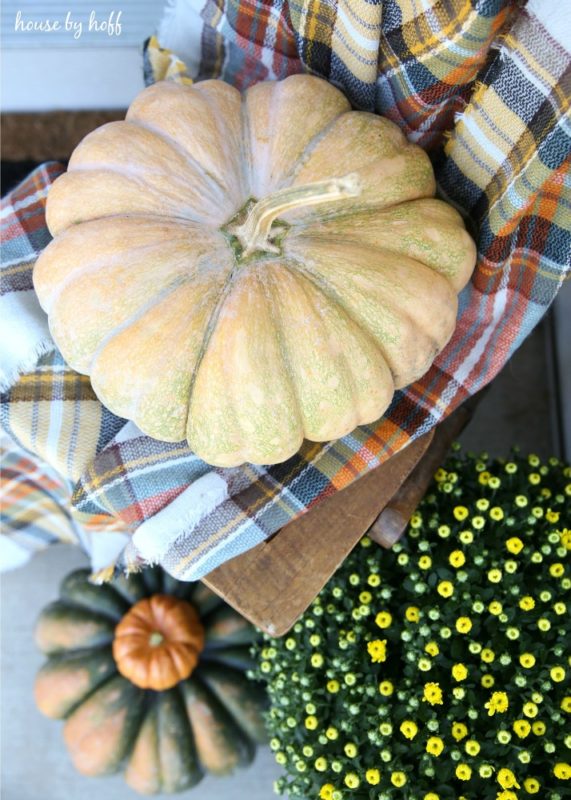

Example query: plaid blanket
[1,0,570,580]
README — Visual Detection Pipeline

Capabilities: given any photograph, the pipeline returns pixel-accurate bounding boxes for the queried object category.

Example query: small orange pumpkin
[112,595,205,690]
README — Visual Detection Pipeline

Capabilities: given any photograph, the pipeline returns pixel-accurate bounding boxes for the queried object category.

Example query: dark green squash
[34,567,267,795]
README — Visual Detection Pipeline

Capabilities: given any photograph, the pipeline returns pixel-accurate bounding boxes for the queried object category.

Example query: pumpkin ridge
[275,105,353,192]
[282,249,448,388]
[291,203,473,284]
[58,667,118,720]
[192,81,250,204]
[35,647,117,719]
[182,251,245,437]
[69,120,230,221]
[274,254,399,391]
[89,275,191,415]
[195,664,266,744]
[36,219,202,313]
[65,166,214,225]
[55,599,126,626]
[44,596,117,624]
[289,233,459,294]
[285,150,434,224]
[184,673,256,766]
[264,261,356,438]
[127,118,231,207]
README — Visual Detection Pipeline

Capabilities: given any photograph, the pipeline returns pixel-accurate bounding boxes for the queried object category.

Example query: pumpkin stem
[230,173,361,257]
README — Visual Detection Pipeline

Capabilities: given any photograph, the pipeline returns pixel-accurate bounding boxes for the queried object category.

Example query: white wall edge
[1,47,146,111]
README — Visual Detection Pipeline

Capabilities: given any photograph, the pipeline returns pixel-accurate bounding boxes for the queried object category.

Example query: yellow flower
[423,683,443,705]
[365,769,380,786]
[344,773,360,789]
[454,506,469,521]
[559,528,571,549]
[325,727,339,740]
[513,719,531,738]
[488,569,503,583]
[524,778,540,794]
[519,653,536,669]
[485,691,509,716]
[419,555,432,569]
[497,792,518,800]
[550,563,565,577]
[546,509,560,522]
[315,757,327,772]
[490,506,504,521]
[368,573,381,587]
[305,716,318,730]
[551,666,566,682]
[479,471,490,485]
[425,641,440,657]
[456,616,472,634]
[498,768,520,789]
[391,771,407,787]
[327,680,340,694]
[465,739,480,756]
[455,764,472,781]
[367,639,387,663]
[319,784,334,800]
[481,648,495,663]
[531,721,545,735]
[554,763,571,780]
[379,680,394,696]
[481,674,495,688]
[452,722,468,741]
[452,663,468,681]
[437,580,454,598]
[375,611,392,629]
[523,702,538,718]
[406,606,420,622]
[506,537,524,554]
[426,736,444,756]
[519,596,535,611]
[424,794,440,800]
[449,550,466,568]
[561,697,571,713]
[489,601,503,615]
[311,654,324,668]
[400,720,418,740]
[359,591,372,604]
[554,602,567,615]
[434,467,447,482]
[344,743,358,758]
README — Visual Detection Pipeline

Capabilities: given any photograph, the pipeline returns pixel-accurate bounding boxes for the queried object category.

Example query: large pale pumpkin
[34,75,476,466]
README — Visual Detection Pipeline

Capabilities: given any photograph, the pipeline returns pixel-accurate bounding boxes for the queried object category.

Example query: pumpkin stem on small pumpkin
[149,632,164,647]
[230,173,362,257]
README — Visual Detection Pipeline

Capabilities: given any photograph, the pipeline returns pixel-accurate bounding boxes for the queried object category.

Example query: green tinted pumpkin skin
[34,568,267,794]
[34,76,477,467]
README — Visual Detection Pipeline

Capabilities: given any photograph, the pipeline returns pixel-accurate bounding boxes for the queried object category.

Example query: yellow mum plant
[254,450,570,799]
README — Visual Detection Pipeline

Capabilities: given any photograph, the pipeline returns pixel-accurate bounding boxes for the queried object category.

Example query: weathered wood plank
[205,431,433,636]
